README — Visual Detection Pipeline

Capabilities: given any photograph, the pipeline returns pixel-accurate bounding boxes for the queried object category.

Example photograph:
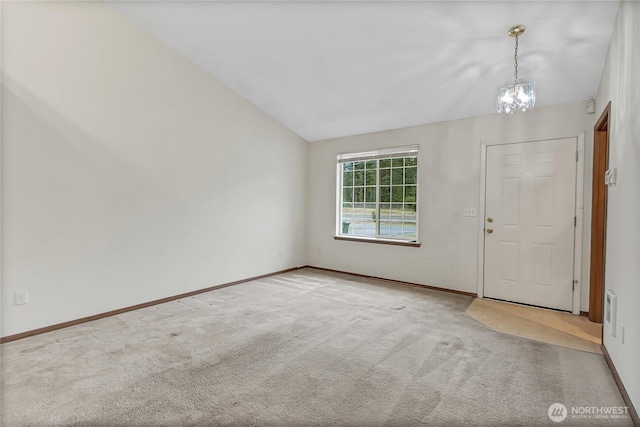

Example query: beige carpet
[1,268,632,426]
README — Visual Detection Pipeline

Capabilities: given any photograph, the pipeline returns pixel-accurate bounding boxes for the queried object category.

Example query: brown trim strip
[602,344,640,426]
[0,267,302,344]
[589,101,611,324]
[580,311,589,317]
[307,266,476,297]
[334,235,422,247]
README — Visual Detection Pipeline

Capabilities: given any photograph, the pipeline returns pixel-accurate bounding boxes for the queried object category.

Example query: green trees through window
[340,152,418,239]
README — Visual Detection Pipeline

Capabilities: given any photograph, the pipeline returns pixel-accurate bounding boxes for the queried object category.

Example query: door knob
[487,228,494,234]
[487,217,494,223]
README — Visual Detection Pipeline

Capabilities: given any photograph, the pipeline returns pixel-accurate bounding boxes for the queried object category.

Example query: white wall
[307,102,595,308]
[596,1,640,412]
[0,2,307,337]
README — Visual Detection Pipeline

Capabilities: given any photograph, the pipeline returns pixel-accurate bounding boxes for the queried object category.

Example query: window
[337,146,418,242]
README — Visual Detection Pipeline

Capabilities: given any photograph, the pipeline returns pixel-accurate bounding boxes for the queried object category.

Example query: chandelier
[497,25,535,114]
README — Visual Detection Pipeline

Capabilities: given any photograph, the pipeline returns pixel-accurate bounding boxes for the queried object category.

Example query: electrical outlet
[15,290,30,305]
[463,208,477,217]
[426,260,431,269]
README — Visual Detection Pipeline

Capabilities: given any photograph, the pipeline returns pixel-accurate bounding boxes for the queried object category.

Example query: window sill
[334,235,422,247]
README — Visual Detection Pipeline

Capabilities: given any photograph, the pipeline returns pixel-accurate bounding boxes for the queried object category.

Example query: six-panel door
[483,138,577,311]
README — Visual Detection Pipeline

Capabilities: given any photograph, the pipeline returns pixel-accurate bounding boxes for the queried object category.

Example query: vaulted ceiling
[108,1,620,142]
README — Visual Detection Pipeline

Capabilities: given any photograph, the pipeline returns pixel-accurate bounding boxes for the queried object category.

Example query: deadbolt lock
[487,228,494,234]
[487,217,494,223]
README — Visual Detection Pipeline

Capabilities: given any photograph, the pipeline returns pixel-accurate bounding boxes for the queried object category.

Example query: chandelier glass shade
[497,78,536,113]
[497,25,536,114]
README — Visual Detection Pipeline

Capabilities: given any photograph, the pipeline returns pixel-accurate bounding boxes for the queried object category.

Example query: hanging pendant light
[497,25,536,114]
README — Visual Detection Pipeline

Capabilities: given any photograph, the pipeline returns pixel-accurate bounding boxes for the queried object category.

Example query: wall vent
[605,290,617,337]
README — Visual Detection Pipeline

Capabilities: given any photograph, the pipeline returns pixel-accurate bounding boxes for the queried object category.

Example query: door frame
[588,102,611,323]
[477,134,586,315]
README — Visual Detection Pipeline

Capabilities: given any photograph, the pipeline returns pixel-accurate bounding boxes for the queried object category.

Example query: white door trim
[573,132,585,316]
[477,134,585,315]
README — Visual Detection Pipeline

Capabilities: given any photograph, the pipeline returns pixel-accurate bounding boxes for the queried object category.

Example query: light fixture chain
[514,35,519,80]
[497,24,535,114]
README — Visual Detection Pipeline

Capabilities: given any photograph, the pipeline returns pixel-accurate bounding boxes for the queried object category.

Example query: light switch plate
[604,168,617,185]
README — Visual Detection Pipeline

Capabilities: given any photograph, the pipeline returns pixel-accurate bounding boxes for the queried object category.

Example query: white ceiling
[108,1,619,142]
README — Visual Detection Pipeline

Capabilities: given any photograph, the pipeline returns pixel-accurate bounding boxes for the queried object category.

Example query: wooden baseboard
[580,311,589,317]
[0,267,303,344]
[305,265,477,297]
[602,344,640,427]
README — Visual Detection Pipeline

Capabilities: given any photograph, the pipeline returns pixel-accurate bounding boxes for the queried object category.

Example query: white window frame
[336,145,419,244]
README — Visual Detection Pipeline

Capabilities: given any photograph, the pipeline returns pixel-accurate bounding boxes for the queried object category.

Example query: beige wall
[3,7,637,417]
[0,2,307,337]
[596,1,640,412]
[307,101,594,309]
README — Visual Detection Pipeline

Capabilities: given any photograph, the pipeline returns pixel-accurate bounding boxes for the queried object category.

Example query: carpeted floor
[1,268,633,426]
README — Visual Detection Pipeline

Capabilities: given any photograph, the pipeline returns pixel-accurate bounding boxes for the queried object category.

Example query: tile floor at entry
[464,298,603,354]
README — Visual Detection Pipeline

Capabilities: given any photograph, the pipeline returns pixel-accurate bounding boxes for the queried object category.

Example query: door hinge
[574,216,577,226]
[576,151,579,161]
[573,280,578,291]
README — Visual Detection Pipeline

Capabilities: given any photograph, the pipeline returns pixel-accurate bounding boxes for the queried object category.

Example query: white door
[483,138,577,311]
